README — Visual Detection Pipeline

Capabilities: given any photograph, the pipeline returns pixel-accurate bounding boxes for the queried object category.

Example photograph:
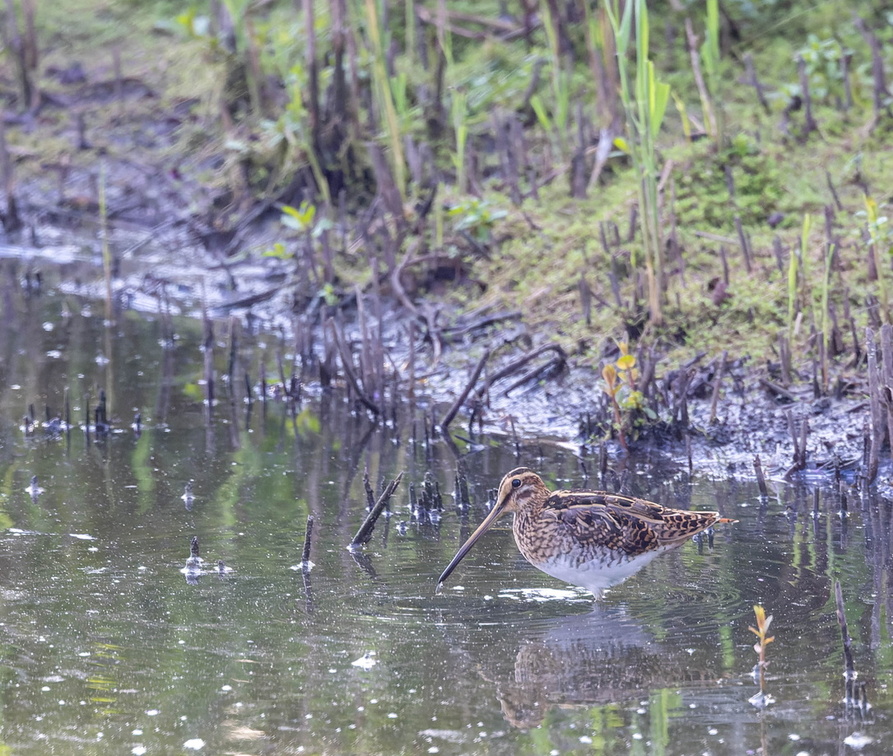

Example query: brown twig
[440,348,490,430]
[475,344,566,400]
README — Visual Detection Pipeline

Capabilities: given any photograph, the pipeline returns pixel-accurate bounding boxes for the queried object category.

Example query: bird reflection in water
[475,604,721,729]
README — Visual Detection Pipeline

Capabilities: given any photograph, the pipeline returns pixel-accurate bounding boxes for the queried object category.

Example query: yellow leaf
[616,354,636,371]
[612,136,630,154]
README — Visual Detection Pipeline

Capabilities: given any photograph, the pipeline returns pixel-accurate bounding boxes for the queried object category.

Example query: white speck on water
[788,733,801,741]
[146,709,159,716]
[843,733,873,749]
[387,713,397,719]
[46,350,62,359]
[428,749,439,754]
[632,733,643,740]
[183,739,205,750]
[41,686,50,692]
[708,728,718,735]
[132,747,147,756]
[132,729,143,736]
[69,533,95,540]
[42,322,53,331]
[221,685,232,692]
[580,736,593,744]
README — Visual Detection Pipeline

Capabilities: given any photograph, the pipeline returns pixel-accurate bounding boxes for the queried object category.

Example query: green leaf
[649,64,670,137]
[529,94,552,133]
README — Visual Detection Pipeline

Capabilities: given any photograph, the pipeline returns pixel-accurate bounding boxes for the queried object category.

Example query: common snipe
[438,467,736,596]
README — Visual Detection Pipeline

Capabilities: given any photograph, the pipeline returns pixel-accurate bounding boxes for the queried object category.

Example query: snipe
[438,467,736,596]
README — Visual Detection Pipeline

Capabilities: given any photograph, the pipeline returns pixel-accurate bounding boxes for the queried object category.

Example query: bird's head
[436,467,548,590]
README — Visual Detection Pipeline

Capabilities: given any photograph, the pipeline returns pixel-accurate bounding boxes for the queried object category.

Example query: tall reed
[363,0,406,203]
[606,0,670,325]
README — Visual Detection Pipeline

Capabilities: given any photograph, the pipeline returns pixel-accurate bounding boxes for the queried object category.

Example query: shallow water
[0,275,889,755]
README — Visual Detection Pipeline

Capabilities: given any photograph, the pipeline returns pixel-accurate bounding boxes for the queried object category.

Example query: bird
[437,467,736,596]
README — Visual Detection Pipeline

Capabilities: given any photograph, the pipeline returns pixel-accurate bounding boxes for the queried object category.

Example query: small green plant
[601,344,652,451]
[748,604,775,708]
[447,198,506,245]
[263,202,331,260]
[795,34,849,102]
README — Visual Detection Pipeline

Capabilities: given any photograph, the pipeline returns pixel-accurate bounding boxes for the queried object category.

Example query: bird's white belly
[528,546,673,596]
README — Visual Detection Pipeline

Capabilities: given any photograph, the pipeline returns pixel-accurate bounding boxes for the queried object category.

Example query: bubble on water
[183,739,205,750]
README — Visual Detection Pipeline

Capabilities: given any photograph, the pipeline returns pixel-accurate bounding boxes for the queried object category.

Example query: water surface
[0,271,888,755]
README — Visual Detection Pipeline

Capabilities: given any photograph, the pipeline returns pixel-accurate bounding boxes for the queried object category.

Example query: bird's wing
[545,491,719,549]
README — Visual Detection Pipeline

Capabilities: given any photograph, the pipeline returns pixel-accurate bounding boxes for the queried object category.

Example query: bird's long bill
[437,498,509,589]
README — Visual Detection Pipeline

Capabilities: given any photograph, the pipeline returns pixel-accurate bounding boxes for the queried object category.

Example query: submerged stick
[350,472,403,548]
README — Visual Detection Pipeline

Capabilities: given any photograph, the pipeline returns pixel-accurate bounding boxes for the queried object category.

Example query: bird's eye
[512,478,521,488]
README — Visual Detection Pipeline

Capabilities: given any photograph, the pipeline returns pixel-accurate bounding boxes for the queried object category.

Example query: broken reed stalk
[880,323,893,464]
[350,472,403,547]
[753,455,769,498]
[795,55,818,137]
[440,348,490,430]
[301,515,314,566]
[362,466,375,509]
[326,318,381,415]
[709,350,727,423]
[865,327,881,485]
[853,14,890,126]
[834,580,857,705]
[203,308,215,408]
[743,52,769,113]
[99,164,113,321]
[0,117,19,233]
